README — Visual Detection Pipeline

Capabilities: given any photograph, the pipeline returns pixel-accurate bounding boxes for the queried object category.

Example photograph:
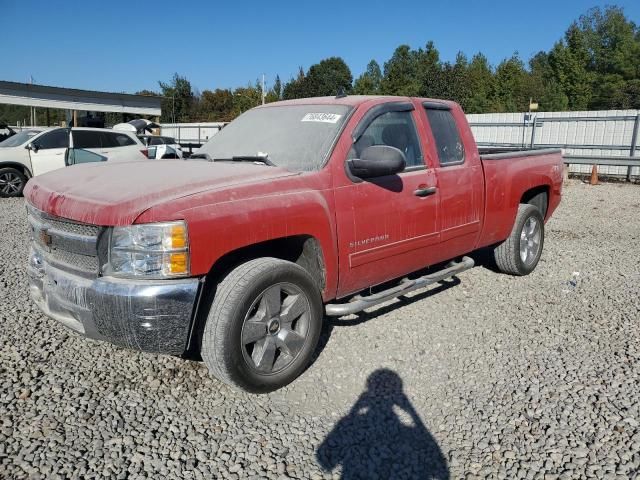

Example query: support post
[72,110,78,128]
[627,114,639,182]
[530,118,538,148]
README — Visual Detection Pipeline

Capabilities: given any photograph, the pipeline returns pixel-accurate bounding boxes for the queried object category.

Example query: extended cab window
[349,111,423,169]
[425,107,464,166]
[36,129,69,150]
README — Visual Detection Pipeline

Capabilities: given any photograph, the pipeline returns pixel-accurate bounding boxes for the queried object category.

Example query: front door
[333,105,440,298]
[29,129,70,176]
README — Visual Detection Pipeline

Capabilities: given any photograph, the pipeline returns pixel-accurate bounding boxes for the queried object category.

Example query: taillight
[140,149,149,158]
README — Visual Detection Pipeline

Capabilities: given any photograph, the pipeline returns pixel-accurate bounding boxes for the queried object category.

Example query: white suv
[0,127,146,197]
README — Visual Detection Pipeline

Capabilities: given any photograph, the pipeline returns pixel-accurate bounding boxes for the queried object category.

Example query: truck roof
[258,95,459,109]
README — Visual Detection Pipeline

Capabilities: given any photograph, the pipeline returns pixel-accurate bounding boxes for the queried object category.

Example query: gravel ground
[1,181,639,480]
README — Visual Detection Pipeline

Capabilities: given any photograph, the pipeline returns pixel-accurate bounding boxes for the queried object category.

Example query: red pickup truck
[25,96,563,392]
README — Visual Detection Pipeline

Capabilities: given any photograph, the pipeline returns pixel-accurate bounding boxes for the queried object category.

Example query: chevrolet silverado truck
[24,96,563,393]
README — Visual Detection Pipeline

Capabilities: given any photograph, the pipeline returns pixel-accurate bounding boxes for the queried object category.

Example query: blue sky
[2,1,639,94]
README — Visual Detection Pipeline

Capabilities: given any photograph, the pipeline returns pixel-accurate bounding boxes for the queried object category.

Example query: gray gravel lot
[1,181,639,479]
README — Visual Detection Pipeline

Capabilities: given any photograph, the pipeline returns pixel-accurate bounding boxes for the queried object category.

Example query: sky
[1,0,639,95]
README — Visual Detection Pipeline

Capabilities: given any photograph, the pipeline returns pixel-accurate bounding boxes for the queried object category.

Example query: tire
[201,257,323,393]
[0,167,27,198]
[493,204,545,276]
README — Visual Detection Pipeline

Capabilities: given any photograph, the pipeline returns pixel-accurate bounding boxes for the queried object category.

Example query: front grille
[49,249,100,274]
[39,216,100,237]
[27,205,102,277]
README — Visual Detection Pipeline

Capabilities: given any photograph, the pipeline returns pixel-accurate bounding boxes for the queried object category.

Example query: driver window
[36,129,70,150]
[348,111,423,169]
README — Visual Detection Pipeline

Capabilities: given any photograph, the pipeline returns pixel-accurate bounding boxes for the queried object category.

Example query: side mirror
[26,142,39,153]
[347,145,406,179]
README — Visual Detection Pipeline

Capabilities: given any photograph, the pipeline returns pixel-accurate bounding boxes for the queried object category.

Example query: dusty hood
[24,160,296,225]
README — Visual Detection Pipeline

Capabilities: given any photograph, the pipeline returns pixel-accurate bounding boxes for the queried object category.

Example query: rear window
[112,133,136,146]
[424,108,465,166]
[149,137,164,146]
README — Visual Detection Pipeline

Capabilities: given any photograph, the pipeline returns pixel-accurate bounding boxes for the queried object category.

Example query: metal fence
[467,110,640,180]
[159,122,226,145]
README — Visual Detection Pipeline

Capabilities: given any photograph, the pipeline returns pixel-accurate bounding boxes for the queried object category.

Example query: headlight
[105,221,190,278]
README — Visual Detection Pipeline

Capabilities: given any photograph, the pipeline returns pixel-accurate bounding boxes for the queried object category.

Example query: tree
[380,45,421,96]
[283,67,307,99]
[491,54,528,112]
[303,57,353,97]
[548,27,594,111]
[199,89,235,121]
[353,60,382,95]
[465,53,495,113]
[159,73,194,122]
[416,41,445,98]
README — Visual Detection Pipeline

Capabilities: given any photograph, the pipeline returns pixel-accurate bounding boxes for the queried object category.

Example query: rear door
[29,129,70,176]
[103,132,141,161]
[333,102,441,297]
[422,102,484,258]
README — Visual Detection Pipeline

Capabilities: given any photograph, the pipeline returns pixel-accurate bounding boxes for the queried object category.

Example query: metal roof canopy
[0,80,161,116]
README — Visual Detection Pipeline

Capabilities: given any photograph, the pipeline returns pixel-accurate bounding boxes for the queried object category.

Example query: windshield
[198,104,351,171]
[0,129,42,147]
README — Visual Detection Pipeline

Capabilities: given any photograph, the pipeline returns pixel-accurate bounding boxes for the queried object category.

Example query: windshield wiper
[212,155,276,166]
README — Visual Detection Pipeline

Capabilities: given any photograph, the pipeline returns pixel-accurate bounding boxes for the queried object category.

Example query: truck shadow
[316,368,450,479]
[468,247,501,273]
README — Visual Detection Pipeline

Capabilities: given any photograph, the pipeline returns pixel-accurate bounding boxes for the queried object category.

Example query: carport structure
[0,80,161,126]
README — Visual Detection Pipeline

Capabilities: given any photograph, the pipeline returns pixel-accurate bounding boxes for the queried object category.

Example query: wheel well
[521,186,548,218]
[0,162,32,179]
[184,235,326,359]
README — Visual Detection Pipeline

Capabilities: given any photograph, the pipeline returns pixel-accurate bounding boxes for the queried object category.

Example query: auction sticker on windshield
[301,113,342,123]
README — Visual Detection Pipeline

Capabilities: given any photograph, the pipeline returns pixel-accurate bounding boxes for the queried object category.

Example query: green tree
[199,88,235,121]
[548,26,594,110]
[283,67,307,99]
[303,57,353,97]
[380,45,421,96]
[416,41,445,98]
[465,53,495,113]
[491,54,528,112]
[353,60,382,95]
[159,73,195,122]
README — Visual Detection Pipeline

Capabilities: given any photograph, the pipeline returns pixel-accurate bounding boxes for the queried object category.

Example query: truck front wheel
[201,258,323,393]
[493,204,545,276]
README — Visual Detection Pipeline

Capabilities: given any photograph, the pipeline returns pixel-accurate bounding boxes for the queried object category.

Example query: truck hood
[24,160,297,225]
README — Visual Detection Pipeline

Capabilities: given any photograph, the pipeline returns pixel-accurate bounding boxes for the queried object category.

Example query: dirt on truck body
[24,95,563,392]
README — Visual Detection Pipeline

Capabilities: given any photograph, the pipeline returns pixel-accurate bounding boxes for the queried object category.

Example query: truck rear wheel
[493,204,545,276]
[201,258,323,393]
[0,167,27,198]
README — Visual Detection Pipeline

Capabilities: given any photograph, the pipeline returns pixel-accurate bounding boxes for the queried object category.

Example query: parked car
[25,96,563,393]
[0,127,43,147]
[0,127,146,197]
[138,135,184,159]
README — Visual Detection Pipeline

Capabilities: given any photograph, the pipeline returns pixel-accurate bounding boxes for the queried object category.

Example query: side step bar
[325,256,475,317]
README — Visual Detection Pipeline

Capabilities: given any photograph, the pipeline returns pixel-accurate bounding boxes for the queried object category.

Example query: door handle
[414,186,437,197]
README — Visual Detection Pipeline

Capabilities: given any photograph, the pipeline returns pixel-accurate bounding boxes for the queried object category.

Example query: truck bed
[476,148,564,249]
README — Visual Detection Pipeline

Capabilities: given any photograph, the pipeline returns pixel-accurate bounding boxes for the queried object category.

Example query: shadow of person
[316,369,449,480]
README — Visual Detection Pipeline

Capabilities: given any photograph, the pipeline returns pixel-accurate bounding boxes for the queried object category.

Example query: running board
[325,256,475,317]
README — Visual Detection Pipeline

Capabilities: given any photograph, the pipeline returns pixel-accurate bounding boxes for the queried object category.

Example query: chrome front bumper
[28,247,201,356]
